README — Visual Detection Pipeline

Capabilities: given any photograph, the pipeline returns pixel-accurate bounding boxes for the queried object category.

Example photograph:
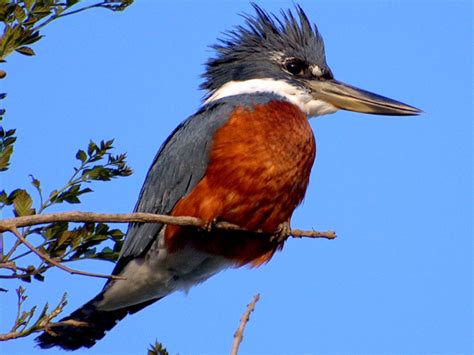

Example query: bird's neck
[204,78,338,117]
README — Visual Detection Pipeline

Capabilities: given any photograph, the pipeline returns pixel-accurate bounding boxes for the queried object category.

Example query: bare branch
[231,294,260,355]
[0,289,68,341]
[55,2,109,19]
[0,211,337,240]
[289,228,337,239]
[33,1,133,32]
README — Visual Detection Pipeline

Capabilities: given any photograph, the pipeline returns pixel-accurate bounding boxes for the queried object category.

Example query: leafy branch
[0,286,68,341]
[0,0,134,61]
[0,210,337,280]
[0,0,141,349]
[0,137,335,283]
[0,98,14,171]
[0,139,132,282]
[0,137,334,283]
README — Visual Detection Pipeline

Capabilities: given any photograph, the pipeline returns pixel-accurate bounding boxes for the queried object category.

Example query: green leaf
[71,234,82,251]
[24,0,34,10]
[13,189,35,216]
[6,129,16,137]
[22,31,42,45]
[87,141,97,156]
[66,0,80,6]
[91,234,107,242]
[57,230,72,248]
[33,273,45,282]
[99,246,113,254]
[32,7,51,17]
[0,144,14,171]
[147,340,169,355]
[75,149,87,163]
[48,189,58,202]
[0,189,13,208]
[20,274,32,283]
[63,195,80,204]
[95,222,108,235]
[2,136,15,146]
[109,229,124,239]
[42,221,68,241]
[78,187,92,194]
[14,5,26,22]
[30,175,41,189]
[15,46,35,56]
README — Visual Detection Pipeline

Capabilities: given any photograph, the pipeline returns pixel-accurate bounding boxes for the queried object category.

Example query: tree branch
[4,226,124,280]
[231,293,260,355]
[0,211,335,281]
[0,289,68,341]
[0,211,337,240]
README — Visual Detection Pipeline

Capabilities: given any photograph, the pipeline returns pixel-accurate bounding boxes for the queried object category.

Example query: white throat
[204,78,338,117]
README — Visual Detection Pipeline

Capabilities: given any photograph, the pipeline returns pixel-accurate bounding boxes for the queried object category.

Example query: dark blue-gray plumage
[115,93,282,273]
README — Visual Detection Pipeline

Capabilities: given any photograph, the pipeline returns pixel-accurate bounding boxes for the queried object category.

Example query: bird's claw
[272,221,292,244]
[203,218,218,232]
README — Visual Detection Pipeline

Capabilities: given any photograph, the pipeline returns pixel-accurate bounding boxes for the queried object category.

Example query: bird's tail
[35,292,158,350]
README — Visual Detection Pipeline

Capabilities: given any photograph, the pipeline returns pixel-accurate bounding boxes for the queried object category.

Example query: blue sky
[1,1,472,354]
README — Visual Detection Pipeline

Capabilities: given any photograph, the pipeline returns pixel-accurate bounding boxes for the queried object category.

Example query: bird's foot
[202,218,218,232]
[272,220,292,244]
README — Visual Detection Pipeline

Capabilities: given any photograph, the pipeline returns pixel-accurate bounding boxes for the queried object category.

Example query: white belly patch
[97,231,231,311]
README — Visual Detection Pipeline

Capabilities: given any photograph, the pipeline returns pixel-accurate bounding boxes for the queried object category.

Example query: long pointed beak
[305,79,422,116]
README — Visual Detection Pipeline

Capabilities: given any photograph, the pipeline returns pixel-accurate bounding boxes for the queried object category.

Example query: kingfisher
[36,4,421,350]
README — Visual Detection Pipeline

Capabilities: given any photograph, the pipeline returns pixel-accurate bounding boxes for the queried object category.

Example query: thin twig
[41,319,89,338]
[231,294,260,355]
[0,261,18,272]
[32,2,108,32]
[47,319,89,328]
[0,262,35,279]
[290,228,337,239]
[0,330,33,341]
[0,291,69,341]
[4,226,124,280]
[0,211,337,240]
[56,2,108,19]
[3,239,22,263]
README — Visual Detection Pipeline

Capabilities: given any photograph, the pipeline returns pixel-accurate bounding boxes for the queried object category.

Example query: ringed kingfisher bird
[36,4,421,350]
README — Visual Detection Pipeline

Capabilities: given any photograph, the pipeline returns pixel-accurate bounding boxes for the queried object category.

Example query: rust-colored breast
[166,100,316,266]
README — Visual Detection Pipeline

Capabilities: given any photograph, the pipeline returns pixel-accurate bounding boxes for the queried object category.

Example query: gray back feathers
[114,93,285,273]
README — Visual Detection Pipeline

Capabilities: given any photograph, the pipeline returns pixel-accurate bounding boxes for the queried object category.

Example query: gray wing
[113,101,235,272]
[112,93,278,274]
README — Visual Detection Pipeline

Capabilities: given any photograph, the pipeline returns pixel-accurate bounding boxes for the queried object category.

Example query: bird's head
[202,4,421,117]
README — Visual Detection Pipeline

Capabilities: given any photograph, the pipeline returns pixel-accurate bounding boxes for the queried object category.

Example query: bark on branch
[0,211,337,239]
[0,211,336,280]
[231,293,261,355]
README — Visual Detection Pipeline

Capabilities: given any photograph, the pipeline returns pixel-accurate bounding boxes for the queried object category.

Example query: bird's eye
[284,59,306,75]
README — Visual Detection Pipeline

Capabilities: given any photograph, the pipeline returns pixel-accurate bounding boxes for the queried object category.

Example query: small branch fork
[3,226,125,280]
[231,293,261,355]
[0,211,336,280]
